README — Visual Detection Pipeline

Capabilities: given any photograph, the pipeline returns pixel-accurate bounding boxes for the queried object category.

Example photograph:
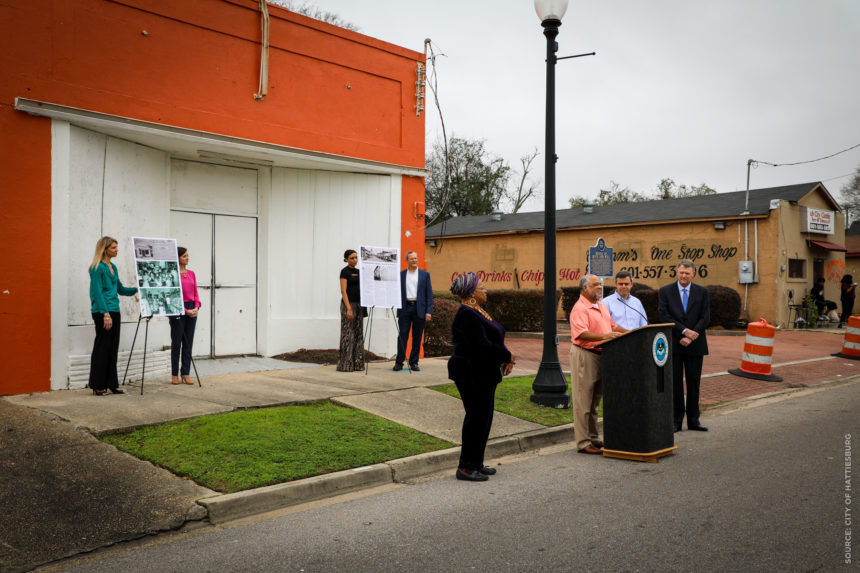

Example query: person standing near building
[447,273,514,481]
[337,249,365,372]
[840,274,856,328]
[658,259,710,432]
[169,246,201,385]
[604,270,648,330]
[569,274,627,454]
[88,236,138,396]
[394,251,433,372]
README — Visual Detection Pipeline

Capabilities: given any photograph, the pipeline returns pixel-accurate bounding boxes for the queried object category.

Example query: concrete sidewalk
[1,328,855,571]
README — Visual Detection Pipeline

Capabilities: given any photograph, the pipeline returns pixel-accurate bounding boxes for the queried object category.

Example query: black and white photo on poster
[137,260,179,288]
[132,237,178,261]
[359,245,400,309]
[139,287,184,317]
[131,236,183,317]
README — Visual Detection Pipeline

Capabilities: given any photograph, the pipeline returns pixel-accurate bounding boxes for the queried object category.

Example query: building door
[169,158,259,357]
[169,212,257,356]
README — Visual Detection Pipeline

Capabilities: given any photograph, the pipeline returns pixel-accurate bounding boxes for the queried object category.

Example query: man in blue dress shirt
[394,251,433,371]
[604,270,648,330]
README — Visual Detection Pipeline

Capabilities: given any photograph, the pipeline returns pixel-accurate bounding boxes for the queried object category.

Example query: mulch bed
[272,349,386,365]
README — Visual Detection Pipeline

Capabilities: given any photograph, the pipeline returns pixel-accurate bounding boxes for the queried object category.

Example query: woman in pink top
[169,247,201,385]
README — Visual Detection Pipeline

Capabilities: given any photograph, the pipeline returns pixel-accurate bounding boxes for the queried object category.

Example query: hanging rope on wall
[254,0,270,101]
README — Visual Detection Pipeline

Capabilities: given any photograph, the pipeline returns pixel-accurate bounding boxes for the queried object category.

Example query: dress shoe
[108,387,125,394]
[409,363,420,372]
[392,363,403,371]
[455,467,489,481]
[688,423,709,432]
[591,440,604,449]
[578,444,602,455]
[478,465,497,475]
[673,424,682,433]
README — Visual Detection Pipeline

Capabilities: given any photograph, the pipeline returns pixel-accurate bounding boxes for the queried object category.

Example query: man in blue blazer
[394,251,433,371]
[658,259,710,433]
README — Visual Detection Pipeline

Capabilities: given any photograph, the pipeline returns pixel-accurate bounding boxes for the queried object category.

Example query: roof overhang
[807,239,847,252]
[14,98,427,177]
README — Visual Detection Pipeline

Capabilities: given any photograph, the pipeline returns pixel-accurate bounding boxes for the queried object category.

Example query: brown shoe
[578,444,603,455]
[591,440,604,449]
[171,377,180,385]
[182,376,194,385]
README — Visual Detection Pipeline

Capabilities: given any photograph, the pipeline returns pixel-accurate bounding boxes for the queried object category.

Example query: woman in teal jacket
[88,236,138,395]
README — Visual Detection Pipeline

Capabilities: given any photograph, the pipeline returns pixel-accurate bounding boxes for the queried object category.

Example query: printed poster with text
[132,236,184,317]
[359,245,401,309]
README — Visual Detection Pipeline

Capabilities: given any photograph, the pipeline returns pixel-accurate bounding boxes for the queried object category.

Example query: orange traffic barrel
[832,315,860,360]
[729,318,782,382]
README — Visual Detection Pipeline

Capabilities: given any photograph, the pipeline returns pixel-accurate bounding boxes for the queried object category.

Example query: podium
[597,323,676,462]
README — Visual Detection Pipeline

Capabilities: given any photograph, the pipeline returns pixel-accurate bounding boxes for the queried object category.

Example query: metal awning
[807,239,847,252]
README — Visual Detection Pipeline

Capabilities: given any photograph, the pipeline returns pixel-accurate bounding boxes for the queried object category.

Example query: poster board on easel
[132,236,183,317]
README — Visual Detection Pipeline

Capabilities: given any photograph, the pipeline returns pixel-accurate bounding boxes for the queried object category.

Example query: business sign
[802,207,834,235]
[587,237,614,278]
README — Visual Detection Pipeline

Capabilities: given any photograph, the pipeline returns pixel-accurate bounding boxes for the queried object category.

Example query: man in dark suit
[658,259,710,432]
[394,251,433,371]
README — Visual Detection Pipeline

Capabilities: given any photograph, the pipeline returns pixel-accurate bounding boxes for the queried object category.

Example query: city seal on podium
[652,332,669,366]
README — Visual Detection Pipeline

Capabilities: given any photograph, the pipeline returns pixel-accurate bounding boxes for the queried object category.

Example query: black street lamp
[530,0,571,409]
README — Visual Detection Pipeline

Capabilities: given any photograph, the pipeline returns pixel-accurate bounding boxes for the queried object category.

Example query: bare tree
[268,1,358,31]
[569,181,647,208]
[840,165,860,225]
[501,148,541,213]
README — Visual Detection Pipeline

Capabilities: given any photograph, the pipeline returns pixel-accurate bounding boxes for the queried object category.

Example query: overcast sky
[311,0,860,212]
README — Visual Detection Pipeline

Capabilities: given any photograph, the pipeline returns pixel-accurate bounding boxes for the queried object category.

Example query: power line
[751,142,860,168]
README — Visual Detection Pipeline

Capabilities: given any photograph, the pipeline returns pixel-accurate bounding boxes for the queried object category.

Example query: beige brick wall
[426,193,846,328]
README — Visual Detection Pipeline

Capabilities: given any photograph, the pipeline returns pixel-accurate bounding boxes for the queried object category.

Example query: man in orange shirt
[569,274,627,454]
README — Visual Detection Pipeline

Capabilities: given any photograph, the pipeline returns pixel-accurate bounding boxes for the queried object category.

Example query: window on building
[788,258,805,279]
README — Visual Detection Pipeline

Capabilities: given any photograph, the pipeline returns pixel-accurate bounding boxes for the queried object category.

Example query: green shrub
[423,295,458,357]
[562,282,740,328]
[706,285,742,328]
[483,289,561,332]
[424,289,564,357]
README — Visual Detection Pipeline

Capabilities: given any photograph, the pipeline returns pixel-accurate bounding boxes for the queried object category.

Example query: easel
[122,312,202,395]
[363,306,412,375]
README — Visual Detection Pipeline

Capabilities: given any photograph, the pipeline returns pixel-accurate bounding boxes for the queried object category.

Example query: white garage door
[170,160,258,356]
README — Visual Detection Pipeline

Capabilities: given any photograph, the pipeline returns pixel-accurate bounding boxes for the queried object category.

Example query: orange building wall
[0,108,52,394]
[0,0,425,167]
[0,0,426,394]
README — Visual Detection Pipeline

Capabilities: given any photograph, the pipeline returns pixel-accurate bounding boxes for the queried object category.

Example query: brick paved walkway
[506,328,855,406]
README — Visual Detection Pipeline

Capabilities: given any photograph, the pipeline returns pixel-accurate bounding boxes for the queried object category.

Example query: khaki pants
[570,345,602,450]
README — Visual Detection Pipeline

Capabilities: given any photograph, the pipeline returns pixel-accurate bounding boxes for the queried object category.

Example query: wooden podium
[596,323,677,462]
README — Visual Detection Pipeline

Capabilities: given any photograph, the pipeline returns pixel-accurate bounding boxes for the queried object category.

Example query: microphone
[615,293,648,323]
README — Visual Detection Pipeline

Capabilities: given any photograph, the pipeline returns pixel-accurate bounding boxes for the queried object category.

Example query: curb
[199,424,575,524]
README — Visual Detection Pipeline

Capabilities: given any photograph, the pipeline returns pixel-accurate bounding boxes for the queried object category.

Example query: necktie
[682,288,688,312]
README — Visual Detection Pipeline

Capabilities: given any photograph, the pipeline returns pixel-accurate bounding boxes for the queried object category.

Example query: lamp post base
[530,361,571,408]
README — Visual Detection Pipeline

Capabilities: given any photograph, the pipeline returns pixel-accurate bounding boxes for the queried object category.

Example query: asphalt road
[52,379,859,573]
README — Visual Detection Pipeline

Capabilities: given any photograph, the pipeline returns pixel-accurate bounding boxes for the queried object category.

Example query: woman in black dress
[337,249,365,372]
[448,272,515,481]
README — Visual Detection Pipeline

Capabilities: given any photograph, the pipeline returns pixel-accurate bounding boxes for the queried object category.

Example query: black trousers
[841,298,855,324]
[395,303,425,366]
[454,378,498,471]
[89,312,121,390]
[673,353,703,426]
[169,302,198,376]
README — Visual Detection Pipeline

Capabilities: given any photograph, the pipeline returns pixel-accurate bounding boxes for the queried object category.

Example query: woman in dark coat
[448,272,515,481]
[840,274,857,327]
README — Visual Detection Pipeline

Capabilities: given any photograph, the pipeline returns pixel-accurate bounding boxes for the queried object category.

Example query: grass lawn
[102,402,453,493]
[432,375,602,426]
